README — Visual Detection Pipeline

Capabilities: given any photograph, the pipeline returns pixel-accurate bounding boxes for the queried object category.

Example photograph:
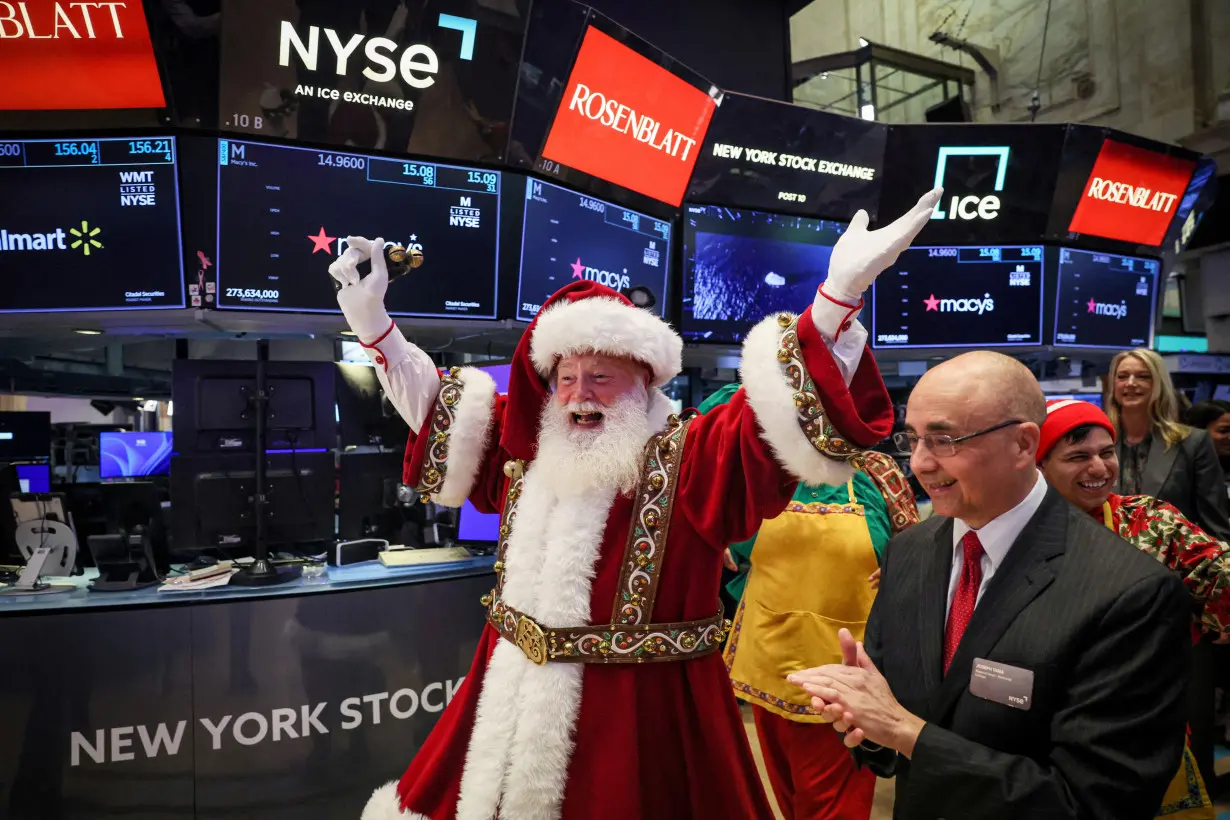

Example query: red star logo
[308,227,336,254]
[1087,297,1097,313]
[924,293,940,311]
[570,258,585,279]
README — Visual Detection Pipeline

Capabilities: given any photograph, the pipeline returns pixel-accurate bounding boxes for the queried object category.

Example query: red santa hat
[1037,399,1116,463]
[499,280,683,462]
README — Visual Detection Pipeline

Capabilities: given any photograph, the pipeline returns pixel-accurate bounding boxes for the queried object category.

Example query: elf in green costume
[700,383,918,820]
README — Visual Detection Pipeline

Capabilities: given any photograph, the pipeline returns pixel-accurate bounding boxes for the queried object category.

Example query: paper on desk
[159,568,237,591]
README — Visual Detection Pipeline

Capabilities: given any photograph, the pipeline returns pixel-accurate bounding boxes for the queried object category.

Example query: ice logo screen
[930,146,1009,221]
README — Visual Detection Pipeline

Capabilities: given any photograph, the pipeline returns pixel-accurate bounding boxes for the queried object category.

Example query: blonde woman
[1106,348,1230,800]
[1106,349,1230,542]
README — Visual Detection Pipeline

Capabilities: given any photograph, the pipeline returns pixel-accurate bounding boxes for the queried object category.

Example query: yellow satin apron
[1101,503,1215,819]
[724,479,878,722]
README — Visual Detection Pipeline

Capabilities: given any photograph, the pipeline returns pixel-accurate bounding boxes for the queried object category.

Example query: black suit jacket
[856,487,1191,820]
[1132,428,1230,542]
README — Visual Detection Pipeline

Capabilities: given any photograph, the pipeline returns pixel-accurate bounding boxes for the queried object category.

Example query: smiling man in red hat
[1038,398,1230,818]
[332,188,942,820]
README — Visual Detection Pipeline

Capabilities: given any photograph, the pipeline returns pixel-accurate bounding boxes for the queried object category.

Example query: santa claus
[332,188,943,820]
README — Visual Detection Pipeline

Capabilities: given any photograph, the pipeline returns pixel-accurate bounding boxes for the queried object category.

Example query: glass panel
[793,67,861,117]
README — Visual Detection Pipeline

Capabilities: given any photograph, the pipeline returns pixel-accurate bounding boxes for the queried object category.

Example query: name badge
[969,658,1033,711]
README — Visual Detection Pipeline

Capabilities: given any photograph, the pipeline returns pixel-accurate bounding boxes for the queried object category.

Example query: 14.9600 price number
[227,288,280,301]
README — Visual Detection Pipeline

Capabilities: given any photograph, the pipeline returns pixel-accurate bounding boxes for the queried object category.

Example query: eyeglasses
[892,419,1025,458]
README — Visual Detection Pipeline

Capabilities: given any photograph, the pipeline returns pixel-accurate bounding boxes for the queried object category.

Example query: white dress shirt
[946,470,1048,619]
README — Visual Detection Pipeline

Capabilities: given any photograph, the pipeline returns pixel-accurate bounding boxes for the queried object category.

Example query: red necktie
[943,530,984,675]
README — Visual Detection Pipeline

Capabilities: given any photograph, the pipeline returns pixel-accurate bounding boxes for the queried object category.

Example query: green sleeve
[698,382,740,415]
[852,472,892,564]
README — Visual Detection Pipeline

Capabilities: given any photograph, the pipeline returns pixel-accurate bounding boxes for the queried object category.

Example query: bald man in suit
[790,351,1191,820]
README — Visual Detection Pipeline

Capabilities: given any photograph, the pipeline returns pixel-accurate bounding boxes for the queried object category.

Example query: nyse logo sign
[278,14,476,91]
[119,170,156,206]
[448,197,481,229]
[930,146,1009,221]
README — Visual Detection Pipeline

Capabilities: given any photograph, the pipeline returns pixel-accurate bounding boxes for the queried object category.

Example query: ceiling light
[859,37,869,47]
[340,330,357,337]
[73,328,103,335]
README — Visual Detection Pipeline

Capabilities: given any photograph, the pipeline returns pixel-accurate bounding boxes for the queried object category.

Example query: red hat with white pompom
[499,280,682,461]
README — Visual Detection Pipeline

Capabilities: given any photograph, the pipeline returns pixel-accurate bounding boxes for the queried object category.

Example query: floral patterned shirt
[1101,493,1230,634]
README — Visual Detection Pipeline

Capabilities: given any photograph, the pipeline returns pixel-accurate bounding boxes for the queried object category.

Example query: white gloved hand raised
[329,236,393,343]
[822,187,943,303]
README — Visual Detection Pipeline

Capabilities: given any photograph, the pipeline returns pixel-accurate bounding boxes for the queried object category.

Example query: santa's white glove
[329,236,393,343]
[822,187,944,303]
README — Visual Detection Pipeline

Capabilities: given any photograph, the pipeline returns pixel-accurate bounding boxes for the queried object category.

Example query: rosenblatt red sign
[0,1,166,111]
[541,26,717,206]
[1067,139,1195,246]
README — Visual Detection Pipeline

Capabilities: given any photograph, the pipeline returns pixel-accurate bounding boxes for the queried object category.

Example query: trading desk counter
[0,557,495,820]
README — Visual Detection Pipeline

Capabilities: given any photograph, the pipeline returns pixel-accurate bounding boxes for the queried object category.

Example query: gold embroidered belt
[485,596,726,665]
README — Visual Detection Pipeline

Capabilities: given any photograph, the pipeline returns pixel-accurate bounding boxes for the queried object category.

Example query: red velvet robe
[362,308,890,820]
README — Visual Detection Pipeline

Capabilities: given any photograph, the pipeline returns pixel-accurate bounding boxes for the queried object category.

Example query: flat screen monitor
[452,360,509,543]
[878,124,1066,246]
[100,431,173,479]
[0,137,185,312]
[1052,248,1159,349]
[15,464,50,494]
[1046,393,1103,409]
[687,92,885,221]
[216,138,501,318]
[870,245,1046,349]
[0,412,51,461]
[216,0,521,162]
[682,205,850,344]
[516,177,671,321]
[335,363,410,451]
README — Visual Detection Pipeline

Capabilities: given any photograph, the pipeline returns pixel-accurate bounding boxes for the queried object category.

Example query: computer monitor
[457,499,499,546]
[170,451,334,554]
[0,412,51,461]
[15,464,50,493]
[172,360,335,455]
[100,431,172,479]
[338,451,417,544]
[335,363,410,451]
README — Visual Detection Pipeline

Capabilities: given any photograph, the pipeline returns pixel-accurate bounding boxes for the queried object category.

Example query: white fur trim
[647,388,675,434]
[530,296,682,387]
[360,781,427,820]
[431,367,498,508]
[454,462,617,820]
[740,314,856,487]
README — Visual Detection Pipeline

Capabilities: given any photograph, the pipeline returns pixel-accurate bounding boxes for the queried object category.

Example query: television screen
[1047,393,1103,409]
[215,0,522,162]
[682,205,851,344]
[878,124,1066,245]
[1052,248,1159,349]
[871,245,1045,349]
[0,412,51,461]
[516,177,671,321]
[100,432,173,479]
[15,464,50,494]
[687,93,885,221]
[0,137,185,312]
[216,139,501,318]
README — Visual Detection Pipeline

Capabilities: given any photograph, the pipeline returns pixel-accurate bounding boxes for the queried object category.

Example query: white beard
[533,387,652,497]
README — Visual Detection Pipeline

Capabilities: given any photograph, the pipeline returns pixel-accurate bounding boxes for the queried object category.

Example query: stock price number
[927,248,958,258]
[467,170,498,193]
[129,140,173,161]
[227,288,280,301]
[0,143,20,158]
[226,113,265,130]
[319,153,366,170]
[579,197,605,215]
[620,210,640,231]
[55,141,99,159]
[403,163,436,186]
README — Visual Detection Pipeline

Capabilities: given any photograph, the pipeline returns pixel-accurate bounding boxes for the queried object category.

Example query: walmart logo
[0,221,103,255]
[69,221,103,256]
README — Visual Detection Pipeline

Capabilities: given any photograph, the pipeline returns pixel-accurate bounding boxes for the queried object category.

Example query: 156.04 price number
[227,288,280,302]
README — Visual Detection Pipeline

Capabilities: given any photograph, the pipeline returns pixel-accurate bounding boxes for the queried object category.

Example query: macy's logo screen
[541,26,717,207]
[871,245,1044,349]
[1053,247,1157,348]
[1067,140,1196,246]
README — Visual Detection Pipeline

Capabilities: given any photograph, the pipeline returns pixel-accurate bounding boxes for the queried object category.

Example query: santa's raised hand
[329,235,393,343]
[823,187,943,302]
